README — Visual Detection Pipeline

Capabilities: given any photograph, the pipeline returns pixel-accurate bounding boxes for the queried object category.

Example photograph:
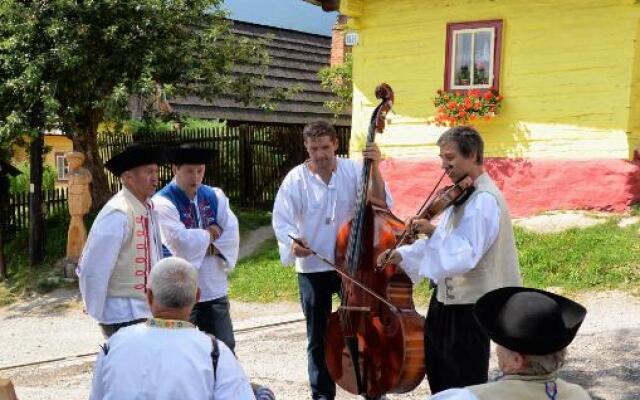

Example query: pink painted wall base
[379,158,640,218]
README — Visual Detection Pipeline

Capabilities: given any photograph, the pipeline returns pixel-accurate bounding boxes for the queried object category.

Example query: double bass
[325,83,426,397]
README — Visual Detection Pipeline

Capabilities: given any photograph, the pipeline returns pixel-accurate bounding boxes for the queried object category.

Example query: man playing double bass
[272,120,392,400]
[380,126,522,394]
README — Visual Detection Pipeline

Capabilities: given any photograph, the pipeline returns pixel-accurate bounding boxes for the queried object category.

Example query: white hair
[522,348,567,375]
[149,257,198,308]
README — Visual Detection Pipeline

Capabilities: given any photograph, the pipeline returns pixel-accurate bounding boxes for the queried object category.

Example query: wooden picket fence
[1,123,351,235]
[98,123,351,208]
[1,187,68,234]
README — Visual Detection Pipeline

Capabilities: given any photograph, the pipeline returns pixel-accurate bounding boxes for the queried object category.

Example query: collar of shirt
[146,317,196,329]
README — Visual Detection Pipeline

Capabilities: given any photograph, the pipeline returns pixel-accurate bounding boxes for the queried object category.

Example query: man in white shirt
[89,256,254,400]
[154,144,240,351]
[380,126,522,394]
[272,120,390,400]
[430,287,590,400]
[77,144,165,337]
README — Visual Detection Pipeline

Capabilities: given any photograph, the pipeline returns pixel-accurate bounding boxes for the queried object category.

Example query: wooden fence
[98,123,351,208]
[1,123,351,234]
[1,187,68,234]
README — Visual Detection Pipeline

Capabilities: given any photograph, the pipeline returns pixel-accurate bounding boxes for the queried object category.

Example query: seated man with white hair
[431,287,591,400]
[89,256,255,400]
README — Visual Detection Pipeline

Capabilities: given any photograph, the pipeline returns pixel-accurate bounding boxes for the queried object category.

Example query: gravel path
[0,290,638,399]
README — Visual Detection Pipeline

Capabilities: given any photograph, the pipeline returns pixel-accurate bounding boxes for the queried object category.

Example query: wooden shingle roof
[169,20,351,127]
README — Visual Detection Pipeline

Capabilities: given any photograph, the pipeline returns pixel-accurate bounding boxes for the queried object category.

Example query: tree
[318,53,353,117]
[0,0,271,208]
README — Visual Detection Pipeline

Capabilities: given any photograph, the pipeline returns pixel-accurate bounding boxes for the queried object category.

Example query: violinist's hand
[410,218,436,237]
[362,143,382,164]
[292,237,313,258]
[377,249,402,267]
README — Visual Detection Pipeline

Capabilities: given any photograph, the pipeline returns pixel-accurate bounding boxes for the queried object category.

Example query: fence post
[238,124,254,208]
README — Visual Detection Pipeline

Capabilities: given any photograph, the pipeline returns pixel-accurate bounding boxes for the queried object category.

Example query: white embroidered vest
[468,375,592,400]
[436,173,522,305]
[97,188,160,299]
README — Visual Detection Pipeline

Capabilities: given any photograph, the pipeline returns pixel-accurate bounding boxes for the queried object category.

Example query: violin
[325,83,426,397]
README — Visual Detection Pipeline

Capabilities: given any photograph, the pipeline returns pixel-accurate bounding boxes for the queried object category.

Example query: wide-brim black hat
[0,160,21,177]
[473,287,587,355]
[167,144,216,165]
[104,143,166,176]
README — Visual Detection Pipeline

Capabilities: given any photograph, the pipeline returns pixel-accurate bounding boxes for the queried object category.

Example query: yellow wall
[343,0,640,160]
[11,134,74,187]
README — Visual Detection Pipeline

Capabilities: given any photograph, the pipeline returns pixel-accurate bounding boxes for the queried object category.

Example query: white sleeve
[213,340,255,399]
[212,189,240,269]
[430,388,479,400]
[396,237,430,284]
[77,212,127,321]
[89,349,106,400]
[154,195,210,269]
[404,193,500,283]
[272,174,302,266]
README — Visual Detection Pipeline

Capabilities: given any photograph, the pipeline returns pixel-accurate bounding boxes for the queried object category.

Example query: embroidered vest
[157,182,218,257]
[437,173,522,305]
[101,188,161,299]
[468,375,592,400]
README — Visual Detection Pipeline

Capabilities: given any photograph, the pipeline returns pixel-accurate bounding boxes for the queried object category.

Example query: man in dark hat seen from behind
[154,144,239,351]
[77,144,165,338]
[430,286,591,400]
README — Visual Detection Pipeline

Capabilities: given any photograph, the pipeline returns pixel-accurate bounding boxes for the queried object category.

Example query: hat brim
[0,161,21,177]
[104,145,166,176]
[473,287,587,355]
[167,147,217,165]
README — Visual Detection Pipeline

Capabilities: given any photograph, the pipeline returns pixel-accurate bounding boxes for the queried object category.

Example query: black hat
[167,144,216,165]
[473,287,587,355]
[104,143,166,176]
[0,160,21,177]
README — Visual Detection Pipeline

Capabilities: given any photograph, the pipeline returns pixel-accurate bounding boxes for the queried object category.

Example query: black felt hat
[104,143,166,176]
[167,143,216,165]
[473,287,587,355]
[0,160,21,177]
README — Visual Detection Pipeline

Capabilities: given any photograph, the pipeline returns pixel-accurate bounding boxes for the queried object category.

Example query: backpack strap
[100,342,109,356]
[207,334,220,380]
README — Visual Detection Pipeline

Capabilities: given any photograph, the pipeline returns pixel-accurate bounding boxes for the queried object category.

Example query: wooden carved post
[64,151,92,278]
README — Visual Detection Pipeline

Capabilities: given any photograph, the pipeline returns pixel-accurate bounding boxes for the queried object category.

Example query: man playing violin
[379,126,522,394]
[273,120,392,400]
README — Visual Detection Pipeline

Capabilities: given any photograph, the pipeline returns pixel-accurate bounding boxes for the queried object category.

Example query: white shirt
[272,158,393,273]
[154,187,239,302]
[430,388,478,400]
[396,192,500,284]
[77,195,162,324]
[89,322,254,400]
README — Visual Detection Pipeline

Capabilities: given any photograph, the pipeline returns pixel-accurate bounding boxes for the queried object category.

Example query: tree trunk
[0,176,7,280]
[29,132,45,267]
[70,126,112,209]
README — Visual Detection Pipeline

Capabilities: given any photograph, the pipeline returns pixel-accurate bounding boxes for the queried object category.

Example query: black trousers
[190,296,236,352]
[425,289,490,394]
[298,271,342,400]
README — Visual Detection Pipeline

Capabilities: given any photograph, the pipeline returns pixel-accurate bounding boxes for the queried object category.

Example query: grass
[0,208,273,305]
[228,215,640,304]
[3,209,639,306]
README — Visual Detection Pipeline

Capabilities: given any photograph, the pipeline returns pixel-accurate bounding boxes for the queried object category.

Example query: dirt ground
[0,288,638,400]
[1,213,639,399]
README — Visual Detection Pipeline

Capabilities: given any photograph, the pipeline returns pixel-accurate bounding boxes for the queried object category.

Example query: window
[56,153,69,181]
[444,20,502,91]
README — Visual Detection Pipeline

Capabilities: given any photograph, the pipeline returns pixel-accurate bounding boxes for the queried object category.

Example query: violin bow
[288,234,400,313]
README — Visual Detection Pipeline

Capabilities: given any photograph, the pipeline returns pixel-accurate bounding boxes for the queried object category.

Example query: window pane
[473,30,492,85]
[454,32,472,86]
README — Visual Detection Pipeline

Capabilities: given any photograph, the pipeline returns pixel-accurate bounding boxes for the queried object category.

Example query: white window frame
[450,27,496,90]
[56,153,69,181]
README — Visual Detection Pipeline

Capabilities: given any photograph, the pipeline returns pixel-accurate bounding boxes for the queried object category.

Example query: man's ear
[146,289,154,308]
[171,165,178,175]
[514,351,527,370]
[195,287,201,303]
